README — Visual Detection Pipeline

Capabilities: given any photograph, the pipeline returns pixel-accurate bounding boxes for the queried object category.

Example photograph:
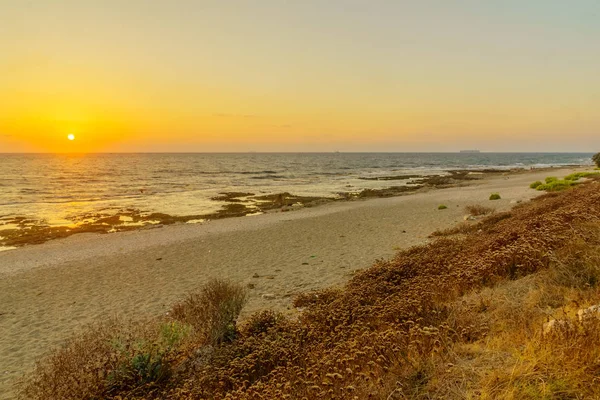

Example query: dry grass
[464,204,495,216]
[20,181,600,399]
[418,222,600,399]
[170,279,246,345]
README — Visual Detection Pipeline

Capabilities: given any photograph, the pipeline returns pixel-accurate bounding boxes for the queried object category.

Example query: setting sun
[67,134,75,141]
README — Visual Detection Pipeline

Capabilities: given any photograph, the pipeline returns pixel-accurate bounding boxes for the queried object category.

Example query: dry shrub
[430,211,511,238]
[429,222,476,237]
[170,279,246,344]
[464,204,495,216]
[242,310,286,336]
[21,279,246,400]
[20,318,190,400]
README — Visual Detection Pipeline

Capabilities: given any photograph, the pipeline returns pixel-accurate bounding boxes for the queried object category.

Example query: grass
[430,222,600,399]
[438,204,448,210]
[464,204,494,216]
[20,181,600,399]
[489,192,501,200]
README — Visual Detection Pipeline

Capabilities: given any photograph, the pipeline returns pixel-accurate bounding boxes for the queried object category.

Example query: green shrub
[545,176,558,184]
[529,181,543,189]
[536,180,576,192]
[489,193,501,200]
[438,204,448,210]
[565,172,600,181]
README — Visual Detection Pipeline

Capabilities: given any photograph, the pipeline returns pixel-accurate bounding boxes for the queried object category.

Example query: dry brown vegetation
[464,204,495,217]
[20,280,246,399]
[21,179,600,399]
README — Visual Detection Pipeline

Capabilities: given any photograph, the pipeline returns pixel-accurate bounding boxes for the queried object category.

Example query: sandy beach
[0,167,588,398]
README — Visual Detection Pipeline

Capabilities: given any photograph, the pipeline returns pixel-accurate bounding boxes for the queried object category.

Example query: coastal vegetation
[488,192,501,200]
[437,205,447,210]
[20,175,600,399]
[529,180,543,189]
[531,171,600,192]
[21,280,246,399]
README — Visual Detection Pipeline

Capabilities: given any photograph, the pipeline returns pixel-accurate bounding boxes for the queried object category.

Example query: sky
[1,0,599,153]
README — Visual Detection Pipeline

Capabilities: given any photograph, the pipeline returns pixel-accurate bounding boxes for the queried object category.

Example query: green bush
[438,205,448,210]
[564,172,600,181]
[529,181,543,189]
[536,180,575,192]
[545,176,558,184]
[489,193,501,200]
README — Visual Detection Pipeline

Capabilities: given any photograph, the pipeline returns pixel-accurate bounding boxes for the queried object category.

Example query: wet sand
[0,167,588,398]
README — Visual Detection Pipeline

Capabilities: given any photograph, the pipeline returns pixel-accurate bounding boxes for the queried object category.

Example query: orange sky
[1,1,599,152]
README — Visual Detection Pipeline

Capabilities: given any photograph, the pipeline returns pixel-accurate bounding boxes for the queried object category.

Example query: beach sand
[0,167,587,398]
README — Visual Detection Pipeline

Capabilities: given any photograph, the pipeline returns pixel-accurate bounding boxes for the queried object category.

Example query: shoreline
[0,166,585,250]
[0,166,588,276]
[0,166,594,398]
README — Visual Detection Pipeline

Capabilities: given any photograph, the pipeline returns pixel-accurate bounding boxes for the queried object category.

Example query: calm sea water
[0,152,593,233]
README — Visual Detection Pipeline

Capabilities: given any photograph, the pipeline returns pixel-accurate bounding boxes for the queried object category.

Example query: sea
[0,152,593,249]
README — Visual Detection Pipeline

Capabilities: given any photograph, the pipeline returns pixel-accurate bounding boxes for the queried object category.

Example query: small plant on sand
[438,204,448,210]
[489,193,501,200]
[593,152,600,168]
[465,204,494,216]
[545,176,558,184]
[530,180,543,189]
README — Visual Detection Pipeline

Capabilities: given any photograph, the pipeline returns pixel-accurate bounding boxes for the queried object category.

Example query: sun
[67,134,75,141]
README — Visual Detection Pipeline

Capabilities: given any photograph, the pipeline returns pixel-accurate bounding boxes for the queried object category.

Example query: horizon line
[0,151,596,155]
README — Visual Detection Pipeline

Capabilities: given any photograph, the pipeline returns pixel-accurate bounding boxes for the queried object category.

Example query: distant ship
[460,150,481,153]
